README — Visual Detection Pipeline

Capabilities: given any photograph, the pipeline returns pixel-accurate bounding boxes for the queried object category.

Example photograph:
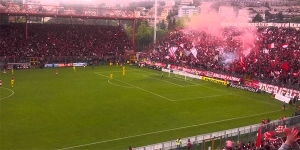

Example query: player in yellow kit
[122,66,125,76]
[11,77,14,87]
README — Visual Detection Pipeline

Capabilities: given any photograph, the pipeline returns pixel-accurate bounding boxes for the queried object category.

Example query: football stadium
[0,0,300,150]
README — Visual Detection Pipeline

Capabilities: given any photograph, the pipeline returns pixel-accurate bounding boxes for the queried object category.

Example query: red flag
[268,43,275,49]
[282,44,288,48]
[256,127,261,148]
[293,72,298,76]
[281,62,289,72]
[240,56,245,65]
[270,60,274,67]
[169,47,177,58]
[253,58,258,63]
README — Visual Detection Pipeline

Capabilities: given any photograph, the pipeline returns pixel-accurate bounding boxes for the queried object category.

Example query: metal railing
[135,115,300,150]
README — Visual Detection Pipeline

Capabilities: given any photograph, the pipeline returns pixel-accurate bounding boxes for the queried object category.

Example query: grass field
[0,65,295,149]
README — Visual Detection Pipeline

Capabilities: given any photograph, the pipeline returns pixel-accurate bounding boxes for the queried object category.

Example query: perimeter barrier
[135,115,300,150]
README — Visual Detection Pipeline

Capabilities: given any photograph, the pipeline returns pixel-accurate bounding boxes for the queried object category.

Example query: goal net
[168,70,193,81]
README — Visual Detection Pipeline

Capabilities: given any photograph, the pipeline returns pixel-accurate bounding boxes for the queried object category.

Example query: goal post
[166,69,194,81]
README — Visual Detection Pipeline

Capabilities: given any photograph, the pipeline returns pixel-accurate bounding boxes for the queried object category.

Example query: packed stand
[150,27,300,89]
[221,124,300,150]
[0,23,133,63]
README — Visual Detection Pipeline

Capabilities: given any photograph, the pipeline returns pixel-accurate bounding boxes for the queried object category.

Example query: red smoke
[186,2,258,57]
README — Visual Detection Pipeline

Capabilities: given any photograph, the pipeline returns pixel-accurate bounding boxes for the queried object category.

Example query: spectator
[0,24,133,64]
[187,139,192,150]
[278,127,300,150]
[148,27,300,90]
[1,24,299,90]
[176,137,182,149]
[225,140,233,150]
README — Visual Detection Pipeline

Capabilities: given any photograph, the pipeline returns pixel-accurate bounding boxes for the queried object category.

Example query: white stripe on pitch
[142,75,184,87]
[95,72,172,101]
[56,109,282,150]
[0,87,15,101]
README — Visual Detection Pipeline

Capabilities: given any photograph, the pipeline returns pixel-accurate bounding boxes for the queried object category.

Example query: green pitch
[0,65,294,149]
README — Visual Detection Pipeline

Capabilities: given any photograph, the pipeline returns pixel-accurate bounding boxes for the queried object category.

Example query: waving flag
[240,56,245,65]
[169,47,177,58]
[253,58,258,63]
[190,48,197,58]
[268,43,275,49]
[256,127,261,148]
[282,44,288,48]
[281,62,289,71]
[275,125,284,133]
[214,55,219,61]
[183,49,191,56]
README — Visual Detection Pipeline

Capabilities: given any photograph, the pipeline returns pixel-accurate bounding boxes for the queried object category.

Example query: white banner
[274,94,291,103]
[259,83,300,97]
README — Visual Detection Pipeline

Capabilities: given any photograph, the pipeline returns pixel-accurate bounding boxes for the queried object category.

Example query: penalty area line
[107,79,135,88]
[173,94,232,101]
[143,75,184,87]
[95,72,172,101]
[56,109,281,150]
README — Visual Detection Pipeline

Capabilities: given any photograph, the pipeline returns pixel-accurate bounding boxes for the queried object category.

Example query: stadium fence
[134,115,300,150]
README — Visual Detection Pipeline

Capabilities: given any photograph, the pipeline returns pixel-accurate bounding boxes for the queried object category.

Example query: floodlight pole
[25,15,28,40]
[153,0,157,44]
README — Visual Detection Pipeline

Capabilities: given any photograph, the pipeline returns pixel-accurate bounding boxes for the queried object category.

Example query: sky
[55,0,154,5]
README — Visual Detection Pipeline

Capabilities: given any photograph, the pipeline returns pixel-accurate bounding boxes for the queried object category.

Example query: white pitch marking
[95,71,122,74]
[129,68,201,87]
[56,109,282,150]
[107,79,134,88]
[143,75,184,87]
[171,76,198,85]
[173,94,232,101]
[95,72,172,101]
[0,87,15,101]
[95,71,277,106]
[232,94,279,107]
[127,68,224,88]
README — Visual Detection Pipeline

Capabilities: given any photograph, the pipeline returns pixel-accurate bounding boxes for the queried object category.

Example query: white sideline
[56,109,282,150]
[0,87,15,101]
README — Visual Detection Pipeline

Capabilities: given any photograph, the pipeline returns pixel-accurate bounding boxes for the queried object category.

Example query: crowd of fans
[220,125,300,150]
[215,115,300,150]
[149,27,300,89]
[0,23,133,63]
[0,22,298,150]
[0,23,299,88]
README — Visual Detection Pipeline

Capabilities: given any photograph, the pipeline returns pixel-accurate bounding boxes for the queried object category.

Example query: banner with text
[259,83,300,98]
[230,84,259,93]
[202,77,226,85]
